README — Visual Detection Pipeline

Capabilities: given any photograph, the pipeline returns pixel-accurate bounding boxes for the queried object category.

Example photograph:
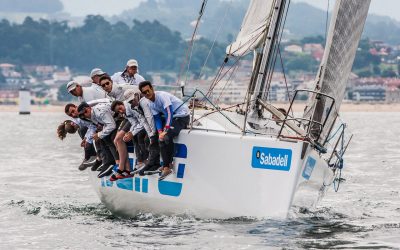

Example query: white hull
[89,128,334,219]
[86,0,369,219]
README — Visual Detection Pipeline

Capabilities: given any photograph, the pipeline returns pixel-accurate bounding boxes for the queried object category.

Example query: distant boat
[90,0,370,219]
[19,86,31,115]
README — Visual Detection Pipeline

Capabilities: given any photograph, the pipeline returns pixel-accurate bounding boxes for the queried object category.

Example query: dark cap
[77,102,90,115]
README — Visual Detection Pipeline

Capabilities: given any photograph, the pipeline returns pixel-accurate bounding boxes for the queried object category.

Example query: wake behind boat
[82,0,371,219]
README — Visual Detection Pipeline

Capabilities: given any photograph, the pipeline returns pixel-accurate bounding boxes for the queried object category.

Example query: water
[0,112,399,249]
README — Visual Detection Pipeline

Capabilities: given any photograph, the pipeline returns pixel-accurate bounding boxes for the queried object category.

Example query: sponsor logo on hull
[252,146,292,171]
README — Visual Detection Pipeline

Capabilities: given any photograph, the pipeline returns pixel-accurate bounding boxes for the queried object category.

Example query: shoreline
[1,103,400,113]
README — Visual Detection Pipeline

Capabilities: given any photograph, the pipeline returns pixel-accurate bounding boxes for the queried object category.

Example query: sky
[60,0,400,21]
[297,0,400,21]
[60,0,143,16]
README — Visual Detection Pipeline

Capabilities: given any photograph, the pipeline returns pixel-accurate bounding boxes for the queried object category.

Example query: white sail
[226,0,274,56]
[304,0,371,143]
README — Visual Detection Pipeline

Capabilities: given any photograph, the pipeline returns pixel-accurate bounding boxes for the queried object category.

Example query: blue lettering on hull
[158,181,183,197]
[302,156,316,180]
[251,147,292,171]
[116,178,133,190]
[157,143,187,196]
[100,143,187,197]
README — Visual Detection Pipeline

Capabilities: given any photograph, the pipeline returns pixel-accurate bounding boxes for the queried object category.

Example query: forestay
[304,0,371,144]
[226,0,274,56]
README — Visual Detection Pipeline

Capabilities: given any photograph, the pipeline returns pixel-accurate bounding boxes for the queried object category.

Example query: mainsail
[304,0,371,144]
[226,0,274,57]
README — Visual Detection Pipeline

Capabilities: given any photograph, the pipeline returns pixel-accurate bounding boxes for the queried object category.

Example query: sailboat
[89,0,371,219]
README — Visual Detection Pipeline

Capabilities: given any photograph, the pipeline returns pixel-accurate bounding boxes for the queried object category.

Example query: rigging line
[205,57,228,99]
[276,1,294,117]
[227,28,266,56]
[206,53,244,98]
[184,89,244,130]
[177,0,208,86]
[206,34,262,97]
[278,46,294,117]
[198,0,232,80]
[184,0,208,84]
[206,52,244,97]
[193,101,249,123]
[215,63,241,105]
[241,71,257,111]
[215,69,239,105]
[259,0,287,101]
[207,27,265,94]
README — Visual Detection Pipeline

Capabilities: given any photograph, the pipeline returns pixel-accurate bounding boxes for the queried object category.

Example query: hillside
[116,1,400,45]
[0,16,226,76]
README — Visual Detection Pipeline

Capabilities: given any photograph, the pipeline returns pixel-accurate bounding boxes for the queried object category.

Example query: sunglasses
[141,89,151,95]
[101,81,111,87]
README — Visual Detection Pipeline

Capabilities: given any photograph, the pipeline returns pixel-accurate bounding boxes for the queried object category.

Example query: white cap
[66,81,79,92]
[90,68,105,78]
[123,89,140,102]
[126,59,138,67]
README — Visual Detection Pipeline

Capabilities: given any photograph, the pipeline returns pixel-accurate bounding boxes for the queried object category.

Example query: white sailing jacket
[111,72,145,86]
[71,117,96,143]
[124,98,156,137]
[107,83,138,101]
[89,103,116,139]
[91,83,105,93]
[78,85,107,103]
[87,98,111,106]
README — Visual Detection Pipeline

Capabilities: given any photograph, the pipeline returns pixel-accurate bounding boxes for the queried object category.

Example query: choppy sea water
[0,112,399,249]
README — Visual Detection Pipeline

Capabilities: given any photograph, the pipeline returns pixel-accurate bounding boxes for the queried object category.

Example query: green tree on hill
[300,35,324,45]
[284,53,318,72]
[0,16,226,76]
[0,73,6,85]
[381,68,397,77]
[352,38,381,76]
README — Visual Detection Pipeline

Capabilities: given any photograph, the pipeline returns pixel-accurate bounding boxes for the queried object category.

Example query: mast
[250,0,286,106]
[243,0,287,130]
[224,0,288,131]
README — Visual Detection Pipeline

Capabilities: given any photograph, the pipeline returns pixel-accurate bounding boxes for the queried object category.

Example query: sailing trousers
[146,135,160,168]
[101,128,119,163]
[78,127,96,160]
[159,116,189,167]
[133,129,149,163]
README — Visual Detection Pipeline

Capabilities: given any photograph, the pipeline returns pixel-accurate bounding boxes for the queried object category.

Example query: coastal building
[386,88,400,103]
[350,77,400,102]
[269,80,293,102]
[0,90,18,104]
[284,44,303,53]
[352,85,386,102]
[53,67,72,83]
[0,63,16,76]
[210,80,248,105]
[303,43,324,61]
